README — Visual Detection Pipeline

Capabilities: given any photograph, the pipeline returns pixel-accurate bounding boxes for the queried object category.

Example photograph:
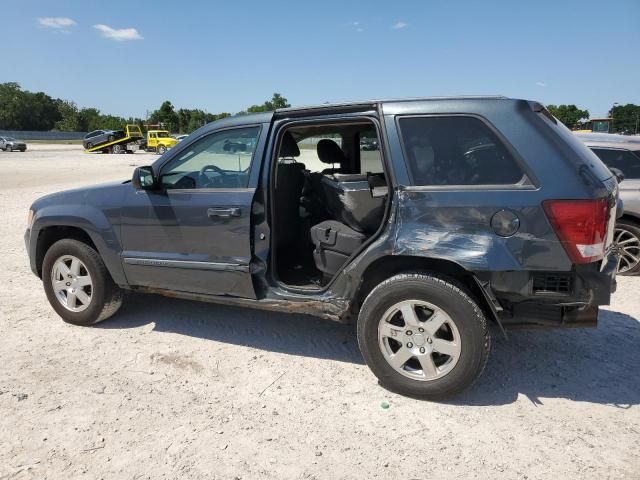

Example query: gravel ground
[1,145,639,480]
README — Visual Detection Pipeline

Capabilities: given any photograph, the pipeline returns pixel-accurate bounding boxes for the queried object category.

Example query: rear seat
[310,220,367,278]
[311,173,387,277]
[320,173,386,234]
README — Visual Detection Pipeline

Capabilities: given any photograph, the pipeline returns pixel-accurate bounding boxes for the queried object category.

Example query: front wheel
[157,145,167,154]
[357,272,490,399]
[42,239,123,326]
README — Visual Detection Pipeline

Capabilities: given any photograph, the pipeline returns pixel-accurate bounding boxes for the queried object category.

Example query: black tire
[157,145,167,154]
[42,239,123,326]
[20,148,26,152]
[108,135,115,142]
[86,142,93,150]
[615,219,640,275]
[357,272,490,400]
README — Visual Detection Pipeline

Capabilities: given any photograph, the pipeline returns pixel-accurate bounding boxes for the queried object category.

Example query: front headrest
[317,139,346,165]
[279,131,300,157]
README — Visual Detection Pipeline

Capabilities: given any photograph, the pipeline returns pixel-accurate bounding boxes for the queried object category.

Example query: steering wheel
[199,164,227,187]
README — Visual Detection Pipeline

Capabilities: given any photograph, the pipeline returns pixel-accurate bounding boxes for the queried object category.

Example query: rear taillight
[543,199,609,264]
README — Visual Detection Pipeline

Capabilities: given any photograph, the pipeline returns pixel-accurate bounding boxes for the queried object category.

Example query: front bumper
[25,228,38,276]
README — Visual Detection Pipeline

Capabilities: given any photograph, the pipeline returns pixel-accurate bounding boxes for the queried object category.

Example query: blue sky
[2,0,638,119]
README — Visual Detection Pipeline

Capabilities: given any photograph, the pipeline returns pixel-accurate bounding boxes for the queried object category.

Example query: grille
[532,274,572,295]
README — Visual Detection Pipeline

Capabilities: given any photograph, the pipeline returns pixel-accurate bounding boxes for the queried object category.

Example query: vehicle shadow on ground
[453,309,640,407]
[101,293,363,364]
[103,294,640,407]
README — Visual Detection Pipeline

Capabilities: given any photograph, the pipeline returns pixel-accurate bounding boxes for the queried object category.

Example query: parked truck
[84,125,177,154]
[84,125,144,154]
[143,130,178,154]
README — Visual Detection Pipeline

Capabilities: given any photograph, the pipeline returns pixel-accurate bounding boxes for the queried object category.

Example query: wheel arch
[619,212,640,226]
[352,255,498,325]
[33,222,126,286]
[35,226,97,276]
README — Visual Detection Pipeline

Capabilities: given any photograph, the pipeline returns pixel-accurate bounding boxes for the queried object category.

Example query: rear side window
[591,148,640,179]
[398,116,524,186]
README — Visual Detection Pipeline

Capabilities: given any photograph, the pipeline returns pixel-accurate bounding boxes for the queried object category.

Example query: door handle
[207,207,241,219]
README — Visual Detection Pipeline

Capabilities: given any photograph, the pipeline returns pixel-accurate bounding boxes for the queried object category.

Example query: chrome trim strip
[123,257,249,272]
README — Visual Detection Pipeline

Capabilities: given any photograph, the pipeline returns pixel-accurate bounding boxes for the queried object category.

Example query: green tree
[77,108,101,132]
[546,104,590,129]
[0,82,23,129]
[246,92,291,113]
[0,82,61,130]
[149,101,180,132]
[54,100,81,131]
[610,103,640,134]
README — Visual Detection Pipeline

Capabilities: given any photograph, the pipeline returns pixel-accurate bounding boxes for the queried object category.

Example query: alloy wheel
[614,226,640,273]
[50,255,93,312]
[378,300,461,381]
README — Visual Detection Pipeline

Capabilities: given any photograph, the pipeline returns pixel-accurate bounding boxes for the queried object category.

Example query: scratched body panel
[393,189,570,271]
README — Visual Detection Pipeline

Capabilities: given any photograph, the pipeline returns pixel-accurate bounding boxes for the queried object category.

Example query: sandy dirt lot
[1,144,639,479]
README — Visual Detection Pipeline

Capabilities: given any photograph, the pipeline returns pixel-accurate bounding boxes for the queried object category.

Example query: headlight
[27,209,34,228]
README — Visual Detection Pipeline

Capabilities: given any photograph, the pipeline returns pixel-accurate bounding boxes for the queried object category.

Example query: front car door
[119,121,269,298]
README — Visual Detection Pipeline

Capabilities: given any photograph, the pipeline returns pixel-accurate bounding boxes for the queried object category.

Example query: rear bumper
[505,304,600,328]
[482,255,618,328]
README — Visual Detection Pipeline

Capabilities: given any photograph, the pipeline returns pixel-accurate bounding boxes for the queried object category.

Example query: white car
[0,136,27,152]
[577,133,640,274]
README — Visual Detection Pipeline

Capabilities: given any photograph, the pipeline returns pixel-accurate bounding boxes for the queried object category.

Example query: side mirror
[610,167,625,184]
[132,166,158,190]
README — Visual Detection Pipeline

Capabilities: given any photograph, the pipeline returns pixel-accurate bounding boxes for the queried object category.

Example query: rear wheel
[42,239,123,326]
[86,142,93,150]
[357,272,490,399]
[614,220,640,275]
[157,145,167,154]
[108,135,115,142]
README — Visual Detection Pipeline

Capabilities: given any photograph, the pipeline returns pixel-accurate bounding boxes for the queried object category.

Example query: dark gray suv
[25,97,620,399]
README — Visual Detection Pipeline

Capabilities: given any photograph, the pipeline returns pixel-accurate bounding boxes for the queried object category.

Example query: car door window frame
[395,113,538,191]
[155,124,265,193]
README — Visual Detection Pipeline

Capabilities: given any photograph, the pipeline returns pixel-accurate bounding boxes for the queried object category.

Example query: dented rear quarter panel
[393,189,570,271]
[376,98,616,275]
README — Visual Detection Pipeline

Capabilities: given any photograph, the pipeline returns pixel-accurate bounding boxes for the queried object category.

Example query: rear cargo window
[398,116,524,186]
[536,113,613,182]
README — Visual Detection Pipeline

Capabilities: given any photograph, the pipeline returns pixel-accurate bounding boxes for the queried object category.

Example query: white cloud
[392,21,408,29]
[356,27,364,33]
[536,82,548,87]
[93,24,143,41]
[38,17,76,31]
